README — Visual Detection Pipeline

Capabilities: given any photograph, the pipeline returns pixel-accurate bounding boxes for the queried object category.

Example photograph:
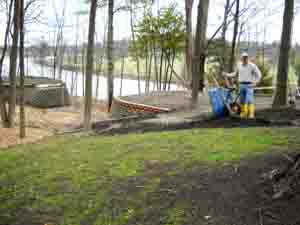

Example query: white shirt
[226,62,262,84]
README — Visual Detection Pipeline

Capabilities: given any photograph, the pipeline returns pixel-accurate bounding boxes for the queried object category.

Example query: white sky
[0,0,299,46]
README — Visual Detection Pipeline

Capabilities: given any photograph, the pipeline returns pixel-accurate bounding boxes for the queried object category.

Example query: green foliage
[294,56,300,78]
[206,39,231,87]
[206,60,222,86]
[130,4,186,59]
[288,66,297,83]
[254,59,274,94]
[290,47,297,66]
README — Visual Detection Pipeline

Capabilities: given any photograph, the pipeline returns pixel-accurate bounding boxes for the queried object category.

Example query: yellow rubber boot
[240,104,248,118]
[248,104,255,119]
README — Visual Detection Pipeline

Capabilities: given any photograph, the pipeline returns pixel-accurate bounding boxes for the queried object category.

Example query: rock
[144,160,160,170]
[204,215,212,220]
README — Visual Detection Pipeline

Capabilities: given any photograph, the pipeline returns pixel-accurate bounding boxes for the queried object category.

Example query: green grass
[0,128,299,225]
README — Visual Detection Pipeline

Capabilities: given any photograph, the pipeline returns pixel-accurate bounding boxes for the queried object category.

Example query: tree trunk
[255,25,258,56]
[107,0,114,112]
[96,56,103,99]
[145,50,149,92]
[81,43,85,97]
[185,0,194,82]
[53,44,58,79]
[83,0,97,130]
[262,10,267,68]
[8,0,20,128]
[228,0,240,73]
[168,50,176,90]
[220,0,230,76]
[273,0,294,108]
[0,0,13,81]
[58,45,66,81]
[19,0,25,138]
[192,0,210,105]
[70,70,75,96]
[74,14,79,97]
[163,51,170,91]
[53,6,66,80]
[120,56,125,96]
[159,51,164,91]
[0,0,13,127]
[153,45,159,91]
[130,1,141,95]
[237,22,245,53]
[146,51,153,93]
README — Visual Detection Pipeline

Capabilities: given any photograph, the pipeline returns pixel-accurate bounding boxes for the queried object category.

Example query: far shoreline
[34,59,182,85]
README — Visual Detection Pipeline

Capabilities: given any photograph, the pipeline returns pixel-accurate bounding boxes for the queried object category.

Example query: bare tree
[145,46,153,93]
[8,0,20,128]
[71,11,84,97]
[192,0,210,105]
[81,38,86,97]
[84,0,98,130]
[107,0,114,111]
[228,0,240,73]
[58,44,66,81]
[273,0,294,107]
[95,18,107,100]
[37,37,48,77]
[219,0,231,77]
[0,0,42,128]
[119,54,125,96]
[73,13,80,97]
[0,0,13,127]
[19,0,25,138]
[52,0,67,80]
[129,0,141,95]
[95,55,104,99]
[0,0,13,80]
[185,0,194,81]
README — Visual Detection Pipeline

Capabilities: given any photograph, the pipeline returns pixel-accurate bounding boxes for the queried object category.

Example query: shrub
[294,56,300,86]
[254,59,274,94]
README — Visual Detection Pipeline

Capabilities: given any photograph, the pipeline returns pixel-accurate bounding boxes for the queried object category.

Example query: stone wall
[28,86,71,108]
[1,83,71,108]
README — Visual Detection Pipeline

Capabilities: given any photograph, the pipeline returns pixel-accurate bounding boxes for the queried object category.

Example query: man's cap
[241,52,249,57]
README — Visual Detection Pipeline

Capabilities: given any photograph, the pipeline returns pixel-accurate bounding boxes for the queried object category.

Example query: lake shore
[35,58,186,86]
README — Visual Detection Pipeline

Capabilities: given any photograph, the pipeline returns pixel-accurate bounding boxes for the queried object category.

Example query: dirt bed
[0,127,51,149]
[97,107,300,135]
[257,107,300,121]
[195,107,300,128]
[0,97,109,147]
[13,97,109,132]
[121,91,208,111]
[120,91,277,113]
[109,152,300,225]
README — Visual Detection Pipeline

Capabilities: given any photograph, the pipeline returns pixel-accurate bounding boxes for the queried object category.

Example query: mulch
[195,107,300,128]
[95,107,300,135]
[109,152,300,225]
[256,107,300,121]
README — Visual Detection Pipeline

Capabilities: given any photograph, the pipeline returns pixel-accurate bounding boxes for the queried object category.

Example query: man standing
[224,53,262,119]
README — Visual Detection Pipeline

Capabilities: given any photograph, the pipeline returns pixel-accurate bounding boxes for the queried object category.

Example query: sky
[0,0,299,46]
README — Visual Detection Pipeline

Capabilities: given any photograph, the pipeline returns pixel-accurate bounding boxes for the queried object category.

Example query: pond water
[3,58,182,100]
